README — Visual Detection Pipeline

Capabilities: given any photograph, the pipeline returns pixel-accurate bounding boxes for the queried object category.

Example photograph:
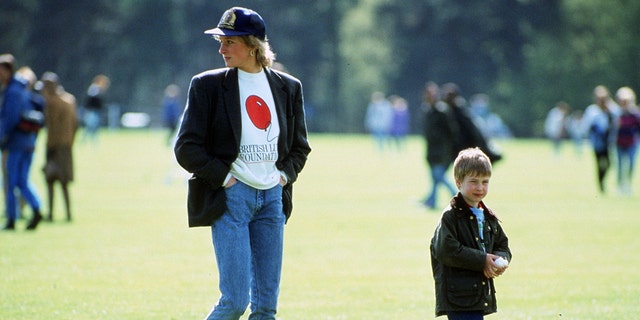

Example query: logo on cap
[218,9,237,30]
[204,7,266,40]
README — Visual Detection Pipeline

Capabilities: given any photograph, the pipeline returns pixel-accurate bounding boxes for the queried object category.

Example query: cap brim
[204,27,251,37]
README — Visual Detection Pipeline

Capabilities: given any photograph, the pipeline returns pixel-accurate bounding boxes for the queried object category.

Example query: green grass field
[1,131,638,319]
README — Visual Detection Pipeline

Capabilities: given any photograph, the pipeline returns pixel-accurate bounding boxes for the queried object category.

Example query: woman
[581,85,618,193]
[174,7,311,319]
[614,87,640,195]
[41,72,78,221]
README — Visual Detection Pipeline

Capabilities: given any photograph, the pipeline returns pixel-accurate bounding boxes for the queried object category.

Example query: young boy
[430,147,512,319]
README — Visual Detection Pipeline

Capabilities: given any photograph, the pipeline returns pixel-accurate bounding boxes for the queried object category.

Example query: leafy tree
[2,0,638,136]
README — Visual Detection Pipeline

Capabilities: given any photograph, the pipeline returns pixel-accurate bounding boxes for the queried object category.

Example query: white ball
[494,257,509,268]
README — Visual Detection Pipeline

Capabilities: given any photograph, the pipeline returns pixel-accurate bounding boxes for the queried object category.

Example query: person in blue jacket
[0,54,42,230]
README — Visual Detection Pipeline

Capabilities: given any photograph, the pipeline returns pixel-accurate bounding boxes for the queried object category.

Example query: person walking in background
[388,94,410,152]
[0,53,43,230]
[443,83,503,164]
[581,85,619,193]
[544,101,571,156]
[82,74,110,143]
[614,86,640,195]
[40,72,78,221]
[16,66,46,122]
[161,84,182,146]
[174,7,311,319]
[430,147,512,319]
[364,91,393,152]
[421,81,458,209]
[14,66,46,214]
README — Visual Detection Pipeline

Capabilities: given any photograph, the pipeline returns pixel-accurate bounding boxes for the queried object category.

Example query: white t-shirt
[229,69,281,190]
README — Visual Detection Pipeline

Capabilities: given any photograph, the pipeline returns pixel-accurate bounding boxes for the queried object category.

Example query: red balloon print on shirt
[245,95,271,131]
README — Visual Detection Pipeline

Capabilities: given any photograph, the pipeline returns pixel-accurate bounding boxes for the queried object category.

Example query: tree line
[2,0,638,136]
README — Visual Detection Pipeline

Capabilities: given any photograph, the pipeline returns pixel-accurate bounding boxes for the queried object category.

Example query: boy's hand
[484,253,508,278]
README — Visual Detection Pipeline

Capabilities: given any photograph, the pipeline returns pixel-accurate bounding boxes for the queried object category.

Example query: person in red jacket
[614,86,640,195]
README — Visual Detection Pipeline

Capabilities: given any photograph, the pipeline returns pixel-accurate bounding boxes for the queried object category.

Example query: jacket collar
[449,193,499,220]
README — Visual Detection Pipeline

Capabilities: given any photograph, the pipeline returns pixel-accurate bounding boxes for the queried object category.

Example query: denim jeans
[425,164,457,209]
[5,150,41,221]
[206,181,285,320]
[617,144,638,190]
[82,110,100,142]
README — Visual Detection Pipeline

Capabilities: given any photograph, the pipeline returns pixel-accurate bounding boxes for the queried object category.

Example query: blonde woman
[174,7,311,319]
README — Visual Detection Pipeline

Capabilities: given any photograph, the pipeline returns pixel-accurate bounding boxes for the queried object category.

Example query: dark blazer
[174,67,311,227]
[423,101,458,166]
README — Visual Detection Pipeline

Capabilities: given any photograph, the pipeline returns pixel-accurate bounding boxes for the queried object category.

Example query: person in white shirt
[174,7,311,320]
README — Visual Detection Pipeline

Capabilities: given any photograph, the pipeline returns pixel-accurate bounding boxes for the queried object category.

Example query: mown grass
[0,131,638,319]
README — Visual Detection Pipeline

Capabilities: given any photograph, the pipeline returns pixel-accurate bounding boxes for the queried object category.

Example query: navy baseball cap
[204,7,266,41]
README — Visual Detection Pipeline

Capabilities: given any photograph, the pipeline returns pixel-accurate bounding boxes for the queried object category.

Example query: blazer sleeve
[174,73,231,188]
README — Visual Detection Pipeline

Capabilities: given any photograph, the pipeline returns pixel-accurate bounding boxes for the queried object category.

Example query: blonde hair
[616,86,636,106]
[92,74,111,90]
[242,35,275,68]
[214,35,276,68]
[213,35,276,68]
[16,66,37,89]
[453,147,492,183]
[593,85,610,99]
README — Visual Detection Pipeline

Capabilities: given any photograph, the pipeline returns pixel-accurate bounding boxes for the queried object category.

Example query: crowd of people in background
[0,53,82,231]
[364,82,509,210]
[544,85,640,195]
[0,52,183,232]
[364,91,410,152]
[5,46,638,234]
[420,81,504,209]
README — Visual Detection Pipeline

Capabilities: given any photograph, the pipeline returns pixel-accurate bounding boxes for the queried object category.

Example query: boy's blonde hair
[453,147,492,182]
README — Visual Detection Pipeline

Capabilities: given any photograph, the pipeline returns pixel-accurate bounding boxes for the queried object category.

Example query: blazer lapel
[265,69,288,149]
[222,68,242,147]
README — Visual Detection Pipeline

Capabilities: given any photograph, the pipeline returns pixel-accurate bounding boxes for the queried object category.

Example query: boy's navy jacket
[174,67,311,227]
[430,193,512,316]
[0,77,37,151]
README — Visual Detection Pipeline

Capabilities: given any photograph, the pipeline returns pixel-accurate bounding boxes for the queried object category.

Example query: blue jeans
[206,181,285,320]
[5,150,41,221]
[617,144,638,189]
[425,163,457,209]
[82,110,100,142]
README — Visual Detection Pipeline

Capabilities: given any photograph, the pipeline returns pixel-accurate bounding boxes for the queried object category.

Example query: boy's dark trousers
[447,311,484,320]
